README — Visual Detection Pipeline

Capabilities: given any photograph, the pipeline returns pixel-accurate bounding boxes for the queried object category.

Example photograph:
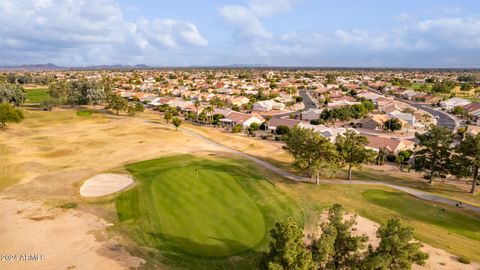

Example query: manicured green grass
[116,155,301,269]
[363,190,480,241]
[25,88,50,103]
[410,83,433,92]
[76,109,93,117]
[278,181,480,262]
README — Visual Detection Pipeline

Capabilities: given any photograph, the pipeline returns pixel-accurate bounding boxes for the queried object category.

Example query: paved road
[181,126,480,213]
[405,101,458,131]
[270,90,317,118]
[368,88,459,131]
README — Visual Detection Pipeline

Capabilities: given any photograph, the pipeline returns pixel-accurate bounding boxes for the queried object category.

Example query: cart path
[180,126,480,213]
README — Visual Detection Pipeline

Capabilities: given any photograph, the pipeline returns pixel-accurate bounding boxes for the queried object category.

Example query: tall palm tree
[194,100,201,122]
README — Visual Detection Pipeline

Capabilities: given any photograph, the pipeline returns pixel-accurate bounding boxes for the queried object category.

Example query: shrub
[232,124,242,133]
[386,154,397,162]
[458,257,471,264]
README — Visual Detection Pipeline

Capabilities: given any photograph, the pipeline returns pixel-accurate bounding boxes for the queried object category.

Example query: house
[440,97,471,110]
[301,108,323,121]
[356,91,384,102]
[230,96,250,107]
[253,100,286,111]
[361,114,390,130]
[399,90,421,101]
[220,112,264,129]
[387,110,416,125]
[362,134,415,154]
[298,123,359,142]
[463,102,480,117]
[327,99,361,108]
[267,118,301,131]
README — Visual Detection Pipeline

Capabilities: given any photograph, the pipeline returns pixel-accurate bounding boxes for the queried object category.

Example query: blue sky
[1,0,480,67]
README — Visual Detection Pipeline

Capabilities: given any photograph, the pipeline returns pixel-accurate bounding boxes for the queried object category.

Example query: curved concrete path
[181,127,480,213]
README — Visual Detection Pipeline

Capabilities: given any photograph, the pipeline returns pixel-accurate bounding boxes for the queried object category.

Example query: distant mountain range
[0,63,273,71]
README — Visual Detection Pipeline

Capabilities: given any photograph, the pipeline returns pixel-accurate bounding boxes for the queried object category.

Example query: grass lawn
[76,109,93,117]
[115,154,301,269]
[352,169,480,207]
[411,83,433,92]
[278,181,480,262]
[25,88,50,103]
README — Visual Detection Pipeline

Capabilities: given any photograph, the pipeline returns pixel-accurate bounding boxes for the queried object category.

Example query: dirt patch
[0,198,144,270]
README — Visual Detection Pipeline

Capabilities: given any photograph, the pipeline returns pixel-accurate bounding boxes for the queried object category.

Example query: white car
[434,115,440,119]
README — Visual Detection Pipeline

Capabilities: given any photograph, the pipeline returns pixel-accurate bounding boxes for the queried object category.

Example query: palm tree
[194,100,201,123]
[203,105,214,124]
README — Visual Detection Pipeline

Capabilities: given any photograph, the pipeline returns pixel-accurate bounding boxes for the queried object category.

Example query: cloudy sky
[1,0,480,67]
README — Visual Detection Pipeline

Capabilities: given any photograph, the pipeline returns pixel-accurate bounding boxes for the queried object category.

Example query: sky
[1,0,480,68]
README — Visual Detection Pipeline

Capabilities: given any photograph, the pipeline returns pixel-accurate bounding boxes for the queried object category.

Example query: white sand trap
[80,174,134,197]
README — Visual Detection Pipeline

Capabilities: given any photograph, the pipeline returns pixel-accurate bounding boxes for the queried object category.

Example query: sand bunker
[80,174,134,197]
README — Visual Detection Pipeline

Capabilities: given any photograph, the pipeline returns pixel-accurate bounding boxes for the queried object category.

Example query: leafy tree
[375,147,387,165]
[335,130,375,180]
[107,94,127,115]
[363,218,428,270]
[396,150,412,171]
[414,125,453,184]
[0,102,24,129]
[40,97,59,111]
[232,124,242,133]
[261,217,314,270]
[384,118,402,132]
[285,126,338,184]
[275,125,290,135]
[460,83,473,97]
[249,122,260,135]
[295,96,303,103]
[0,84,26,106]
[164,111,173,124]
[310,204,368,269]
[48,80,71,104]
[172,117,182,130]
[452,133,480,194]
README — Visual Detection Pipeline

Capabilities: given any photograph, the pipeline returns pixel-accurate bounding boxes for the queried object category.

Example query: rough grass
[115,154,301,270]
[25,88,50,103]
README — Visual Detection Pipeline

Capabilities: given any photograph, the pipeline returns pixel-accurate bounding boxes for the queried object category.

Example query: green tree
[335,130,375,180]
[460,83,473,97]
[261,217,314,270]
[414,125,453,184]
[107,94,127,115]
[285,126,338,184]
[384,118,402,132]
[363,218,428,270]
[232,124,242,133]
[452,133,480,194]
[164,111,173,124]
[310,204,368,269]
[0,84,26,106]
[40,97,59,111]
[275,125,290,135]
[0,103,24,129]
[172,117,182,130]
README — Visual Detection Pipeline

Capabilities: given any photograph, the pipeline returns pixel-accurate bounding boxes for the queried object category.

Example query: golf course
[115,154,301,269]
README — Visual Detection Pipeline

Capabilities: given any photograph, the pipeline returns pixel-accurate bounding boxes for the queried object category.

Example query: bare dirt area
[306,212,480,270]
[0,198,144,270]
[0,109,222,269]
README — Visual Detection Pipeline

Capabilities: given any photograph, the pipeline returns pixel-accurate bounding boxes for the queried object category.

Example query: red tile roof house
[220,112,265,129]
[463,102,480,118]
[266,118,301,131]
[362,134,415,154]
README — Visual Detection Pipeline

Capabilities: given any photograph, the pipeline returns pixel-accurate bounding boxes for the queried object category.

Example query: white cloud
[0,0,208,65]
[220,5,272,38]
[219,0,300,39]
[249,0,299,17]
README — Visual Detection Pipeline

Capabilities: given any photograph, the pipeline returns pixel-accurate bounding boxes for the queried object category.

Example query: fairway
[116,155,300,268]
[25,88,50,103]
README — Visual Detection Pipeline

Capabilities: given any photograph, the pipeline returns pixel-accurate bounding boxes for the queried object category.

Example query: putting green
[116,155,299,259]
